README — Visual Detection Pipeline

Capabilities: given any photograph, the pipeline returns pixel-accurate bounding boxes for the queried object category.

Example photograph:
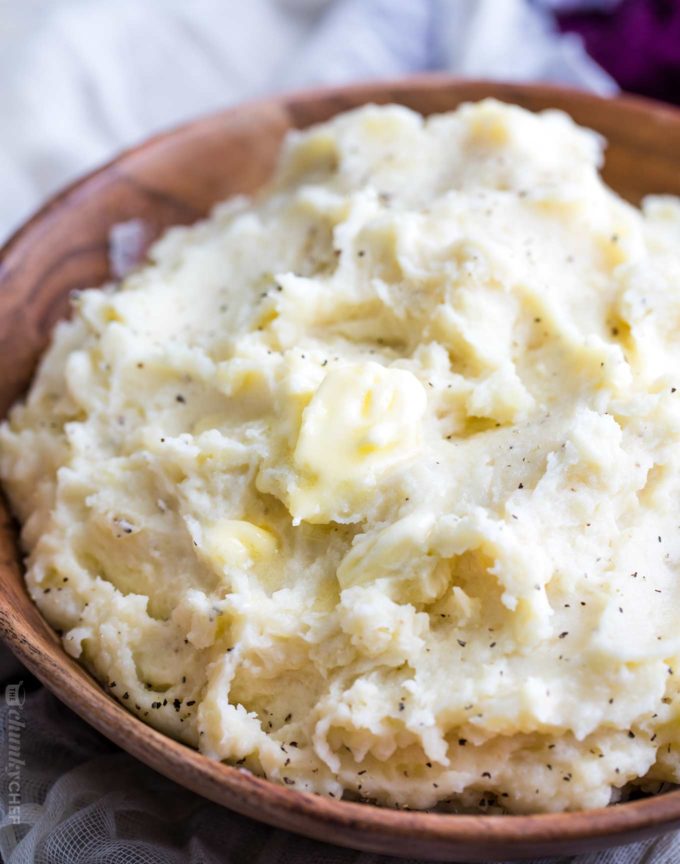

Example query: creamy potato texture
[3,100,680,813]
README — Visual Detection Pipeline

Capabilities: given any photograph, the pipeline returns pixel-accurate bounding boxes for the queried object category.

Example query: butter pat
[289,363,426,523]
[203,519,278,571]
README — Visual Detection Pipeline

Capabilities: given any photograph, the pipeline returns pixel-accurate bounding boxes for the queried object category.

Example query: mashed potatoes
[3,99,680,814]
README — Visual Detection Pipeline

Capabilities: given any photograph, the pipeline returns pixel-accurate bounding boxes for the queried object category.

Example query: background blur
[1,2,679,863]
[0,0,678,244]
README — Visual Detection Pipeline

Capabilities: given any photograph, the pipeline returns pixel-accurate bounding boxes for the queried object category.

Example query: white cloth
[0,0,615,241]
[2,1,668,862]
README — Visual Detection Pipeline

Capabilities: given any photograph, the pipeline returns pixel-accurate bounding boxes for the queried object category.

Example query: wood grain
[1,78,680,861]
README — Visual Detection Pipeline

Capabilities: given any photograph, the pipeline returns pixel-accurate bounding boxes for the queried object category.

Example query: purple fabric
[557,0,680,105]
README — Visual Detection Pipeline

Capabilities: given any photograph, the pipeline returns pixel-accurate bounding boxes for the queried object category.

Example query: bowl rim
[2,74,680,860]
[3,72,680,261]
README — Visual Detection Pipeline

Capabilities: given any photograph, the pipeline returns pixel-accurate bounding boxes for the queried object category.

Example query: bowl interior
[1,78,680,862]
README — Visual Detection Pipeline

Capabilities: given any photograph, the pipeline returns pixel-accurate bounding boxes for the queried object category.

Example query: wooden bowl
[2,77,680,861]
